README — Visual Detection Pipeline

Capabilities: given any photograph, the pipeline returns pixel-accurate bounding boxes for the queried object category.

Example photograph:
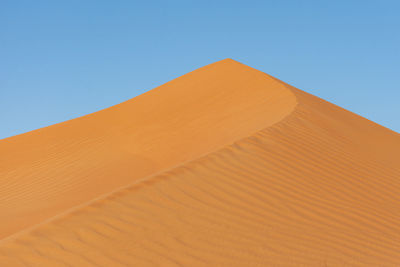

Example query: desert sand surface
[0,59,400,266]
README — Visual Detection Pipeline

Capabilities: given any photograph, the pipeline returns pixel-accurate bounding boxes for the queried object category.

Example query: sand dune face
[1,59,400,266]
[0,59,296,239]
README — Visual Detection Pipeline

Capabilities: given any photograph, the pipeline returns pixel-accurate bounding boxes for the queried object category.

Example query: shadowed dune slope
[1,59,400,266]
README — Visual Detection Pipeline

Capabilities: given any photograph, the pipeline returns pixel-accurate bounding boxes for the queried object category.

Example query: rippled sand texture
[1,59,400,266]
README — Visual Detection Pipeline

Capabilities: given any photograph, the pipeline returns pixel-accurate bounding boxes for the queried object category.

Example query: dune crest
[0,59,297,239]
[1,59,400,266]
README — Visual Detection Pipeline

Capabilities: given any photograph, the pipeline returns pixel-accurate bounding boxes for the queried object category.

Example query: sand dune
[0,59,399,266]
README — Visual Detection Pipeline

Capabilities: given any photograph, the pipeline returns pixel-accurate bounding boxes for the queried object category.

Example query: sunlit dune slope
[0,59,296,239]
[1,59,400,266]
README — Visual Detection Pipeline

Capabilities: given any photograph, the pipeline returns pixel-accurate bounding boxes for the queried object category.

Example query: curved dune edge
[0,89,299,247]
[1,76,400,265]
[0,59,298,239]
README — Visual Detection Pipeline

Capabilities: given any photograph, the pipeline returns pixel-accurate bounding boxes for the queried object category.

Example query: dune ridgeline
[0,59,399,266]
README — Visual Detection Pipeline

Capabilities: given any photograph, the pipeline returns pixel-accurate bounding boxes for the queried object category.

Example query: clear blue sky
[1,0,399,139]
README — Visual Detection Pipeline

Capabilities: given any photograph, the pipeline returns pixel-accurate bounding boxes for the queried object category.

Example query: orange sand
[0,59,399,266]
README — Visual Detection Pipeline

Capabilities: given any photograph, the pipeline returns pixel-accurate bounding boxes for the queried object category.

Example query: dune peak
[0,59,297,239]
[1,60,400,266]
